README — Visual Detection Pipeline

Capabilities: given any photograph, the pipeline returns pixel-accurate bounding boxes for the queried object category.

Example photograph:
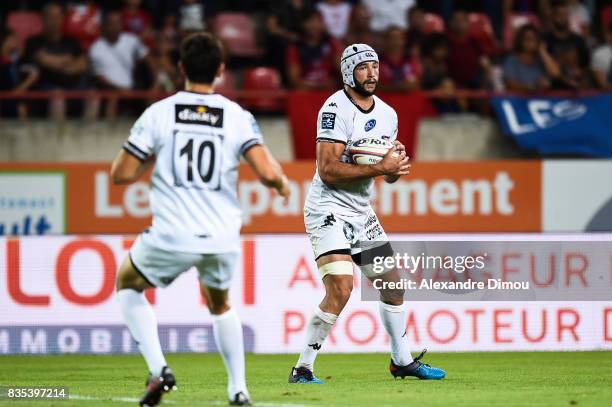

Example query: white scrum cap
[340,43,379,87]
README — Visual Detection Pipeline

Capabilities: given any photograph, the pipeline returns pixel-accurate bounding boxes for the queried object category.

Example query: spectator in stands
[149,31,180,92]
[545,0,589,68]
[316,0,352,40]
[24,2,91,120]
[265,0,314,78]
[420,33,453,91]
[179,0,205,32]
[89,10,154,91]
[405,5,426,56]
[285,9,342,89]
[446,9,492,89]
[557,41,593,88]
[379,26,419,91]
[89,10,156,118]
[122,0,154,45]
[567,0,591,37]
[420,33,464,112]
[591,23,612,89]
[0,28,38,117]
[344,3,378,49]
[503,24,561,91]
[63,0,102,51]
[362,0,415,32]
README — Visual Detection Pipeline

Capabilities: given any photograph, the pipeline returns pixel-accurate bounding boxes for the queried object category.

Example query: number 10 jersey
[123,91,263,253]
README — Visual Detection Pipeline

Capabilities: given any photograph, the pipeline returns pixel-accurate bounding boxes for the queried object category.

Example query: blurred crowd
[1,0,612,118]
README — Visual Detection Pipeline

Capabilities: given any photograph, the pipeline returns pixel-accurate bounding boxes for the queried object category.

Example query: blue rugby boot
[288,366,325,384]
[389,349,446,380]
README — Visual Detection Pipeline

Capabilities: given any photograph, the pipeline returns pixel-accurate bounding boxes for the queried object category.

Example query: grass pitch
[0,352,611,407]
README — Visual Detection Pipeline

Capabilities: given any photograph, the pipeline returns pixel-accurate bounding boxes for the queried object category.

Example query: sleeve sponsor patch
[321,112,336,130]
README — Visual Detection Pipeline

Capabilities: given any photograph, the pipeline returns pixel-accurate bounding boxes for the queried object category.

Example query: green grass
[0,352,611,406]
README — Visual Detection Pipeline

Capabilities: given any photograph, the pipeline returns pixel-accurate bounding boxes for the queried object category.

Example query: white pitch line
[73,394,317,407]
[210,401,321,407]
[70,394,177,404]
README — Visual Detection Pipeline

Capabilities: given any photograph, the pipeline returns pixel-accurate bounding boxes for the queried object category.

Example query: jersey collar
[343,89,375,114]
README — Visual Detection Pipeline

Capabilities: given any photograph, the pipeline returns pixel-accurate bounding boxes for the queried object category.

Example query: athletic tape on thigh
[318,261,354,277]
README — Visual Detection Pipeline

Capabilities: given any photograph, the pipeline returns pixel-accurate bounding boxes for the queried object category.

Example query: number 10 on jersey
[173,130,222,190]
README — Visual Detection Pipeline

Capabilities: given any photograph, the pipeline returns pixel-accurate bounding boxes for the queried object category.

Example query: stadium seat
[468,13,498,55]
[5,11,43,46]
[241,67,284,112]
[602,6,612,30]
[422,13,445,34]
[503,12,540,50]
[211,13,262,57]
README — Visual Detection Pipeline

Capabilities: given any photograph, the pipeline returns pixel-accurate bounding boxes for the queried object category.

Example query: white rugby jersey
[304,89,398,215]
[123,91,263,253]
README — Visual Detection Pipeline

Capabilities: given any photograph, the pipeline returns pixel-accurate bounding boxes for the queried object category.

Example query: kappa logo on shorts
[343,222,355,243]
[175,104,224,127]
[364,119,376,132]
[321,112,336,129]
[321,214,336,228]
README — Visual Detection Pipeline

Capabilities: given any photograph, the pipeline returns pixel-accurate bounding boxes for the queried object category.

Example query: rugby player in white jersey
[288,44,445,384]
[111,33,290,406]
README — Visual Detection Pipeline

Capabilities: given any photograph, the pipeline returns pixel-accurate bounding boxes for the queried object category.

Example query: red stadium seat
[602,6,612,30]
[468,13,498,55]
[6,11,43,46]
[422,13,445,34]
[211,13,262,57]
[503,12,540,50]
[241,67,284,112]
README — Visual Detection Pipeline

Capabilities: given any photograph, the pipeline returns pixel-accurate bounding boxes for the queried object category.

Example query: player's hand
[393,140,406,154]
[374,148,411,176]
[276,175,291,200]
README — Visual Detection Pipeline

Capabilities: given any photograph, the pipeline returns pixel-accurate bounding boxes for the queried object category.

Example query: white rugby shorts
[129,231,238,289]
[304,206,390,266]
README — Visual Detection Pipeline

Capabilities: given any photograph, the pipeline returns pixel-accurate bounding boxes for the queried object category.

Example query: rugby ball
[349,138,394,165]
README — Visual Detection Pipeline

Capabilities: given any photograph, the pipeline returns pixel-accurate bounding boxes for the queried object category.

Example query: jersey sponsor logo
[175,104,224,127]
[321,112,336,129]
[364,119,376,132]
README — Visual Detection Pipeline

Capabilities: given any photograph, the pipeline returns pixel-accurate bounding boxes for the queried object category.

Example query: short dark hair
[513,24,540,53]
[180,32,224,84]
[421,33,447,57]
[551,0,568,8]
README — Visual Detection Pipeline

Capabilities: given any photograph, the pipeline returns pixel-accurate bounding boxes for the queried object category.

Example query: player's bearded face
[352,62,379,96]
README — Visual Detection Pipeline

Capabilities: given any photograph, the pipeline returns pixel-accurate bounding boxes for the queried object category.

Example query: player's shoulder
[373,95,397,119]
[319,89,353,115]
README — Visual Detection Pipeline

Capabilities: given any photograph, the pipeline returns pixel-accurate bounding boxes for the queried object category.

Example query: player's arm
[317,141,410,186]
[243,145,290,198]
[110,149,154,185]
